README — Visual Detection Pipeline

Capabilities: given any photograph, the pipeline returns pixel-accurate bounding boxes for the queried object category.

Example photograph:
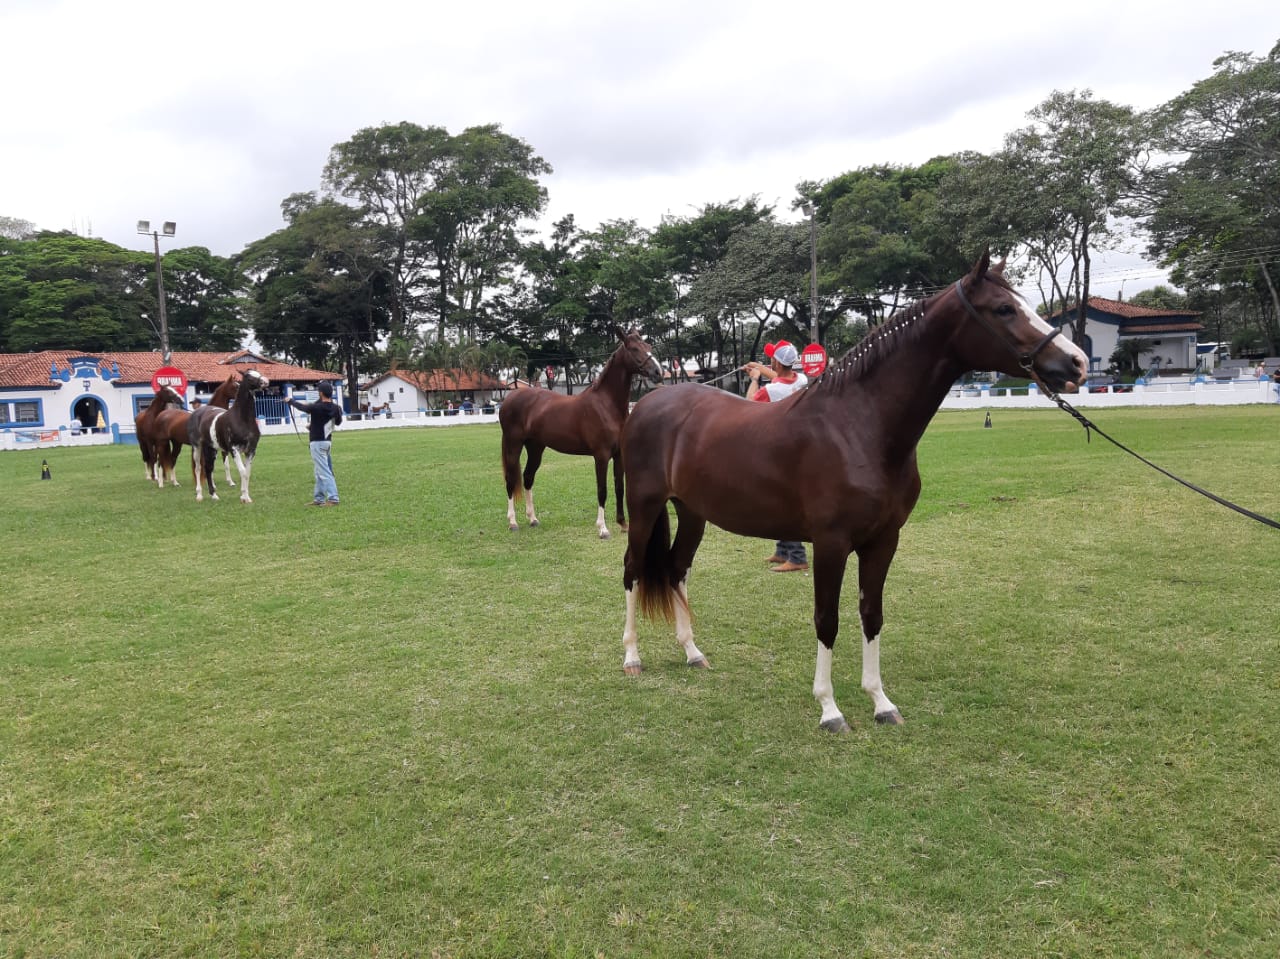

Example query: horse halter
[952,279,1062,382]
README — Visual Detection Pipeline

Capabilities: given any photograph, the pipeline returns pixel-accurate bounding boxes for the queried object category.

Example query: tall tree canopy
[1143,42,1280,353]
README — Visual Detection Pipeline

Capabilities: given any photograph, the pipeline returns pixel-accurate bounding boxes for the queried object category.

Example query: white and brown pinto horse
[619,254,1089,731]
[500,326,664,538]
[188,369,268,503]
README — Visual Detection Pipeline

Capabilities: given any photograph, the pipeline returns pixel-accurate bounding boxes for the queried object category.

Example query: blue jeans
[310,441,339,503]
[776,540,807,563]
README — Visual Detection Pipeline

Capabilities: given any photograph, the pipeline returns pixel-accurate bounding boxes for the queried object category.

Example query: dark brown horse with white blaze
[188,369,269,503]
[134,386,187,482]
[501,327,664,538]
[619,254,1089,732]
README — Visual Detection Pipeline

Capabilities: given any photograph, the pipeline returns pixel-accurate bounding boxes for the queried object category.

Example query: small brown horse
[188,369,268,503]
[134,386,187,482]
[150,376,240,489]
[500,326,664,538]
[619,254,1089,731]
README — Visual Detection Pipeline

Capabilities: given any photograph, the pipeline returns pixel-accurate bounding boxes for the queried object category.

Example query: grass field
[2,406,1279,958]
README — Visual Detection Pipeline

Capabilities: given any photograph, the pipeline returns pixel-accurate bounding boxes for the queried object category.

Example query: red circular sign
[801,344,828,377]
[151,365,188,394]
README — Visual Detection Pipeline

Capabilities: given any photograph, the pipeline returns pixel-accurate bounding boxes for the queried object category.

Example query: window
[0,404,9,424]
[15,401,40,423]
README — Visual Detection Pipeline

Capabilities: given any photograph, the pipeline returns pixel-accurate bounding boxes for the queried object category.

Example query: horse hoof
[509,523,519,532]
[623,663,643,676]
[241,497,252,504]
[529,519,539,528]
[687,657,709,670]
[874,710,905,726]
[618,522,629,532]
[820,716,851,734]
[599,529,611,540]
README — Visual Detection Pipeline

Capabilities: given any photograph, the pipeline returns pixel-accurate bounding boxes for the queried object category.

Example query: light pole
[138,220,176,363]
[800,202,818,346]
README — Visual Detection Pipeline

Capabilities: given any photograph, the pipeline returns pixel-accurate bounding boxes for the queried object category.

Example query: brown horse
[134,386,187,482]
[618,254,1089,731]
[188,369,268,503]
[500,326,664,538]
[150,376,240,489]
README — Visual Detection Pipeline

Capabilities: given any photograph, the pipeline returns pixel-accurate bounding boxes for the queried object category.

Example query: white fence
[4,379,1276,453]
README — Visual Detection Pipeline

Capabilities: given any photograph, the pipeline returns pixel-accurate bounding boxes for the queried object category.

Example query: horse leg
[857,531,904,726]
[165,440,182,486]
[223,450,236,486]
[522,442,545,527]
[612,448,627,532]
[593,455,611,539]
[670,502,708,668]
[205,445,220,501]
[234,450,252,503]
[502,430,524,530]
[191,445,206,502]
[810,540,853,733]
[621,491,669,675]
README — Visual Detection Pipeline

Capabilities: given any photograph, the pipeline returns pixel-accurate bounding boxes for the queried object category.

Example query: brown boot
[766,554,786,565]
[771,561,809,573]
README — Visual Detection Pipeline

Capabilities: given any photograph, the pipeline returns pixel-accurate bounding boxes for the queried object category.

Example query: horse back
[501,387,621,456]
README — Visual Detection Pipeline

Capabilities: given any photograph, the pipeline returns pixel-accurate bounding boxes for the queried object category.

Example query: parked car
[1084,375,1133,393]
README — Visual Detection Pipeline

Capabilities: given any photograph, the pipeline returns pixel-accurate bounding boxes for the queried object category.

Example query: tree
[0,232,152,352]
[162,247,249,352]
[1143,42,1280,353]
[1127,285,1188,310]
[240,193,392,402]
[414,124,552,344]
[809,159,972,324]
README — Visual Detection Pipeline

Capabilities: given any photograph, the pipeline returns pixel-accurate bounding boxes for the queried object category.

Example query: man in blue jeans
[289,382,343,506]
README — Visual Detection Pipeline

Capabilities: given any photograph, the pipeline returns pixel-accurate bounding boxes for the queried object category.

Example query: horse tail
[633,506,676,623]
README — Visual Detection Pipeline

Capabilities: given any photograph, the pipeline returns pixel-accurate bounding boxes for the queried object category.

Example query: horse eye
[994,305,1016,317]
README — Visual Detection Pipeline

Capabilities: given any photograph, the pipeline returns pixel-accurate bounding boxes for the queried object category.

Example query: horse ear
[610,323,625,341]
[992,257,1007,275]
[969,250,991,279]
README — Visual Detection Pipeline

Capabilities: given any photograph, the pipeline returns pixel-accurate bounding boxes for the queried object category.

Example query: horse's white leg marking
[596,505,610,540]
[674,579,706,667]
[525,488,538,526]
[224,453,235,485]
[234,450,252,503]
[193,451,205,502]
[813,643,848,731]
[861,631,900,720]
[623,587,642,674]
[507,495,519,530]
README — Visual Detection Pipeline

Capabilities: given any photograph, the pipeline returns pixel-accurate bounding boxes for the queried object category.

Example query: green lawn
[2,407,1278,958]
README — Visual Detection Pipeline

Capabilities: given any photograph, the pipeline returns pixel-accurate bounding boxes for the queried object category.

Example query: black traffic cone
[983,412,992,429]
[41,459,51,479]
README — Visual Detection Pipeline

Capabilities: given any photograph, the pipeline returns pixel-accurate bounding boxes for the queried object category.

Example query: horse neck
[811,308,966,463]
[231,381,258,422]
[587,354,633,413]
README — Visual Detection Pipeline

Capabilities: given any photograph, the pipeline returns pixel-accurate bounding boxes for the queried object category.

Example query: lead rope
[1045,390,1280,531]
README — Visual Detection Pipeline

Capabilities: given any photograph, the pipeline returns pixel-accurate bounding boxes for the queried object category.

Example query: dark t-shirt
[292,398,343,441]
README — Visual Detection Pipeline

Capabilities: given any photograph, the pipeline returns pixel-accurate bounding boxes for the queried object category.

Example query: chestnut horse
[188,369,269,503]
[500,327,663,538]
[134,386,187,482]
[619,254,1089,731]
[150,376,239,489]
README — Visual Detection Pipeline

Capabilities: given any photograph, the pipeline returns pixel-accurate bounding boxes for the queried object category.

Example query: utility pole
[138,220,176,363]
[801,202,819,345]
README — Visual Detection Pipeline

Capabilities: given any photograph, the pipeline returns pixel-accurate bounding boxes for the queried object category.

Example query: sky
[2,0,1274,300]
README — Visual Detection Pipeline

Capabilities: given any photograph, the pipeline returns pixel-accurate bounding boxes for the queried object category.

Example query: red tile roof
[0,349,342,389]
[1048,296,1203,323]
[366,369,510,392]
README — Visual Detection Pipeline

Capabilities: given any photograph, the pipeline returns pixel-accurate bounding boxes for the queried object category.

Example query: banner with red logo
[151,366,188,394]
[801,344,828,377]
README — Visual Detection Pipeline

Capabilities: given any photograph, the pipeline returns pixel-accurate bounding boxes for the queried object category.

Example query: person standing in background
[289,382,343,507]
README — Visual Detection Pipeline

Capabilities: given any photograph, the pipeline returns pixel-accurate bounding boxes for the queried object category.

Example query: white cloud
[1,0,1272,301]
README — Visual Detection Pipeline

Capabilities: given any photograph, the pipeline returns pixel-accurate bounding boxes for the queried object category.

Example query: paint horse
[149,375,240,489]
[619,253,1089,731]
[500,326,664,538]
[188,369,269,503]
[134,385,187,483]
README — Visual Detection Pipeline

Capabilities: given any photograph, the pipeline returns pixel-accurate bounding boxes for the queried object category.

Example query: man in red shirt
[743,341,809,572]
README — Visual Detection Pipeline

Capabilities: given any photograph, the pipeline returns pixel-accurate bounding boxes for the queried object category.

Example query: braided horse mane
[798,270,1017,401]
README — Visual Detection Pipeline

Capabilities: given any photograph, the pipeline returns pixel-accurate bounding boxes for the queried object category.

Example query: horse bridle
[952,278,1063,385]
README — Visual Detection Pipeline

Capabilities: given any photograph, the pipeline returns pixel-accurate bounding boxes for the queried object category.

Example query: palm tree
[1109,337,1153,373]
